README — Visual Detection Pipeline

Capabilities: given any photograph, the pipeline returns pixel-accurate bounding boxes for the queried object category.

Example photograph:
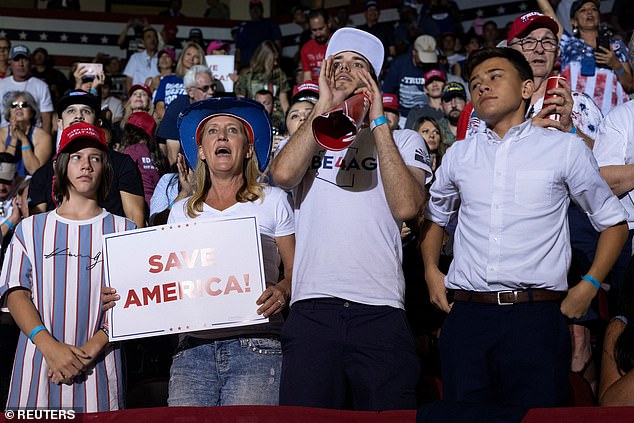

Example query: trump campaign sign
[103,216,268,341]
[206,55,235,92]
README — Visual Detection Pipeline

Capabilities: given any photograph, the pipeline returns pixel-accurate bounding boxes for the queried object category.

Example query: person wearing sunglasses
[0,45,54,134]
[0,91,52,176]
[157,65,216,167]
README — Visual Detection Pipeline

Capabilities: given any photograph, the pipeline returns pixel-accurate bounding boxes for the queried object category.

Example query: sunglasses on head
[10,101,30,109]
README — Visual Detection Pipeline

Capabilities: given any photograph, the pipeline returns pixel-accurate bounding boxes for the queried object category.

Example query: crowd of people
[0,0,634,417]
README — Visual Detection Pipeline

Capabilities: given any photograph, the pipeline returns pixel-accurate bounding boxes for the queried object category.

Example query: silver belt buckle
[497,290,518,305]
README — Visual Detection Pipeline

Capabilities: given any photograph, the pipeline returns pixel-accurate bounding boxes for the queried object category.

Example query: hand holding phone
[78,63,103,80]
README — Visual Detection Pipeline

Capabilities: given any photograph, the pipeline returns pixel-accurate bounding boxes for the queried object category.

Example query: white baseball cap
[325,27,384,77]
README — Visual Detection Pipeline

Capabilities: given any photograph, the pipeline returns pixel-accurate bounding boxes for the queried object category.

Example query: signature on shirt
[45,248,103,270]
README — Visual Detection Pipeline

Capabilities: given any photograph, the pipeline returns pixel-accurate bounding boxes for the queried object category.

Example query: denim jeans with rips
[167,337,282,406]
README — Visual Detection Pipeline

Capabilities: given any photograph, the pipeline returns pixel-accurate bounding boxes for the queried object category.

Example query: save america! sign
[103,216,268,341]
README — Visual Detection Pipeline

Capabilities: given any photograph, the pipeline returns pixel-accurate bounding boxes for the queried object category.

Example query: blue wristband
[21,144,31,151]
[569,126,577,134]
[370,115,388,131]
[29,325,47,342]
[4,220,14,230]
[582,275,600,290]
[615,67,625,76]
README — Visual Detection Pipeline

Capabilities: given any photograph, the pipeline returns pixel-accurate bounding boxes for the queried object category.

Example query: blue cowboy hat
[177,97,272,172]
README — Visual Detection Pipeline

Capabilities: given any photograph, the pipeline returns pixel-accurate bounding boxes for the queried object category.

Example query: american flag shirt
[460,91,603,141]
[559,32,630,116]
[0,210,135,412]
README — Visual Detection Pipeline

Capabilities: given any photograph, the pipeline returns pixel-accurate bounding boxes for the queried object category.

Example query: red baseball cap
[206,40,231,54]
[127,111,156,138]
[424,69,446,84]
[382,93,399,113]
[56,122,108,159]
[291,80,319,104]
[158,48,176,62]
[507,12,559,42]
[128,84,152,98]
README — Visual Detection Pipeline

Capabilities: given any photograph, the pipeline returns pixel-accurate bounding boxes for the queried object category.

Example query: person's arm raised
[357,69,425,220]
[270,56,347,190]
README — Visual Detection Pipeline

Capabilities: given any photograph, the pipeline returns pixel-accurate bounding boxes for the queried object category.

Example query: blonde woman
[103,98,295,406]
[120,83,154,129]
[235,40,289,124]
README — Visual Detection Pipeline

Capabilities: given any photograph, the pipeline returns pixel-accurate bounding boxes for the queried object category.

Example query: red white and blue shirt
[559,32,630,116]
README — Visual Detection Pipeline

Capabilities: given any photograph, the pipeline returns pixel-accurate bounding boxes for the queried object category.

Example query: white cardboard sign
[206,54,235,92]
[103,216,268,341]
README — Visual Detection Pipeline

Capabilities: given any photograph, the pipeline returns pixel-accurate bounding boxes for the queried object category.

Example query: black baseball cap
[441,82,467,102]
[56,90,101,118]
[570,0,600,18]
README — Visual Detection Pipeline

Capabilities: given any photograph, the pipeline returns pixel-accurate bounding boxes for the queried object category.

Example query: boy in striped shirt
[0,123,135,412]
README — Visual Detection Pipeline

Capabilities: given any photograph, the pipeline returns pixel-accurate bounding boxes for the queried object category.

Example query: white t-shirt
[0,76,53,127]
[123,50,159,87]
[103,95,124,123]
[593,100,634,228]
[168,185,295,290]
[280,128,432,309]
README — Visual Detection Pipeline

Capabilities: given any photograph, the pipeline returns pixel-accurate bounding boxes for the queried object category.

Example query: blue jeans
[167,337,282,406]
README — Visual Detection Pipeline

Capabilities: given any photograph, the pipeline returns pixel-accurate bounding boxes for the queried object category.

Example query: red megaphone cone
[312,93,371,151]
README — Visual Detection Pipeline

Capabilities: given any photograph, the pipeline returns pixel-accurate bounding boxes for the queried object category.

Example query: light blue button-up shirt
[426,119,627,292]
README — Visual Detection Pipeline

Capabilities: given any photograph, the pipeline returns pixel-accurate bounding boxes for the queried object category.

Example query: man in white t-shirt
[0,45,53,133]
[123,26,159,93]
[271,28,431,411]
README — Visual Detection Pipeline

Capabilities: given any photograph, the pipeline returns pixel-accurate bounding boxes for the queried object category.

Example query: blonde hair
[185,123,266,218]
[176,42,207,77]
[249,40,279,77]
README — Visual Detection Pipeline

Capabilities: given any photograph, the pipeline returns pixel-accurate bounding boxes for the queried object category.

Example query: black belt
[450,289,566,305]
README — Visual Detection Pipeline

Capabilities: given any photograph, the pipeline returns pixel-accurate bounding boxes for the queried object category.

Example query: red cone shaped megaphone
[312,93,370,151]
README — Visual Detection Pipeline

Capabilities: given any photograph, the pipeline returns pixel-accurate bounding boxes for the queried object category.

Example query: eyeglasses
[194,84,214,93]
[10,101,30,109]
[509,38,558,52]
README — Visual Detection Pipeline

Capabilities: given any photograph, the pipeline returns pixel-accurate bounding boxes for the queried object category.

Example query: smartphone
[79,63,102,79]
[597,34,611,50]
[596,33,612,69]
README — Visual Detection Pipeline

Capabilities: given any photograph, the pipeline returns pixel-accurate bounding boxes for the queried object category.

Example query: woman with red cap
[119,111,166,205]
[121,84,154,129]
